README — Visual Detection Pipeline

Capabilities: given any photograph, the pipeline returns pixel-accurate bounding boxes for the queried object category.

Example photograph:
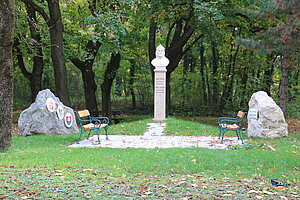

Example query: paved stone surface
[69,122,245,149]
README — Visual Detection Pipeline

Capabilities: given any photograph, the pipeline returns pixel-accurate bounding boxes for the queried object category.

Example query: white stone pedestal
[154,68,167,121]
[151,44,169,122]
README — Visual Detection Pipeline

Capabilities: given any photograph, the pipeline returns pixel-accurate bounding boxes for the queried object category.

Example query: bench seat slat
[82,123,108,129]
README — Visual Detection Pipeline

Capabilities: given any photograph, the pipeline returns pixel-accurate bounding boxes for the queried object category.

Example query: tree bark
[47,0,70,105]
[210,39,220,110]
[129,60,137,109]
[21,0,70,105]
[239,52,249,108]
[198,41,207,103]
[101,53,121,120]
[70,40,102,111]
[26,4,44,101]
[262,55,276,96]
[0,0,14,151]
[148,21,157,88]
[163,20,201,114]
[14,38,40,102]
[279,55,290,114]
[14,4,44,102]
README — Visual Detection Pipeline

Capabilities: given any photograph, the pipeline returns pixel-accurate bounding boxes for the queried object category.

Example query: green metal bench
[218,111,246,144]
[75,110,109,144]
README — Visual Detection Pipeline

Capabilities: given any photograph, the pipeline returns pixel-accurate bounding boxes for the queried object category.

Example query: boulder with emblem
[18,89,78,136]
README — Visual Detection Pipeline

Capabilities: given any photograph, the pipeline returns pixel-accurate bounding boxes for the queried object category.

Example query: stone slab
[69,135,242,149]
[69,122,244,149]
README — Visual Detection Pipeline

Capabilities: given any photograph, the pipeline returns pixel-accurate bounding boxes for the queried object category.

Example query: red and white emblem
[46,97,56,112]
[64,113,73,128]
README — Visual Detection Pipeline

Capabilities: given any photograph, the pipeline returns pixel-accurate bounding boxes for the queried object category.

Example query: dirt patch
[12,124,20,135]
[286,118,300,134]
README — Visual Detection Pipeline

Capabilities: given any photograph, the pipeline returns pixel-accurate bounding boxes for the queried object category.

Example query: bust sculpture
[151,44,169,70]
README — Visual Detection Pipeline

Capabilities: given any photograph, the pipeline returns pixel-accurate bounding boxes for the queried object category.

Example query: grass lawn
[0,116,299,199]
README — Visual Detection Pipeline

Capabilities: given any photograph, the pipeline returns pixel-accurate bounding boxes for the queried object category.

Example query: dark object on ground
[271,179,291,187]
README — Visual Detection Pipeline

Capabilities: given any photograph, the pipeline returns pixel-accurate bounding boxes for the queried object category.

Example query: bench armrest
[77,118,93,124]
[218,118,242,125]
[90,116,110,125]
[219,116,237,119]
[218,117,237,123]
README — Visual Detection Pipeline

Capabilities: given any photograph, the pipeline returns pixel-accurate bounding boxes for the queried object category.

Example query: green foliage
[13,0,300,116]
[13,67,31,109]
[286,99,300,118]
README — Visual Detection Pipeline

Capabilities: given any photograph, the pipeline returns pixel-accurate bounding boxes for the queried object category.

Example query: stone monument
[151,45,169,121]
[247,91,288,138]
[18,89,78,136]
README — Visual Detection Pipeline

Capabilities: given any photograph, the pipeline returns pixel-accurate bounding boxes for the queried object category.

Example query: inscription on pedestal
[154,71,166,121]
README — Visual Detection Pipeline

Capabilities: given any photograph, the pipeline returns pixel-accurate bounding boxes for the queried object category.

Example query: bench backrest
[77,110,90,118]
[237,111,245,119]
[236,111,247,126]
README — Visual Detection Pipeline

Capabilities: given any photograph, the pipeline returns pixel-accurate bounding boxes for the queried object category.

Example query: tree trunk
[21,0,71,105]
[148,21,157,87]
[210,39,219,110]
[70,40,102,111]
[198,41,207,103]
[81,68,98,111]
[279,55,290,114]
[0,0,14,151]
[14,38,40,102]
[14,4,44,102]
[262,55,276,96]
[27,5,44,101]
[129,60,137,109]
[47,0,70,105]
[239,54,249,108]
[165,21,200,114]
[292,68,299,100]
[101,53,121,120]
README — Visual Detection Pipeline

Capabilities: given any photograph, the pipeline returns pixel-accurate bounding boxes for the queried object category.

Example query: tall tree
[244,0,300,114]
[264,0,300,114]
[14,3,44,102]
[219,27,241,111]
[0,0,14,151]
[66,0,126,111]
[148,1,204,113]
[70,40,102,111]
[68,0,102,111]
[21,0,70,105]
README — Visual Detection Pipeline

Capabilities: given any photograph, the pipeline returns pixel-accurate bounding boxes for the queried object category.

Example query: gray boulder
[248,91,288,138]
[18,89,78,136]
